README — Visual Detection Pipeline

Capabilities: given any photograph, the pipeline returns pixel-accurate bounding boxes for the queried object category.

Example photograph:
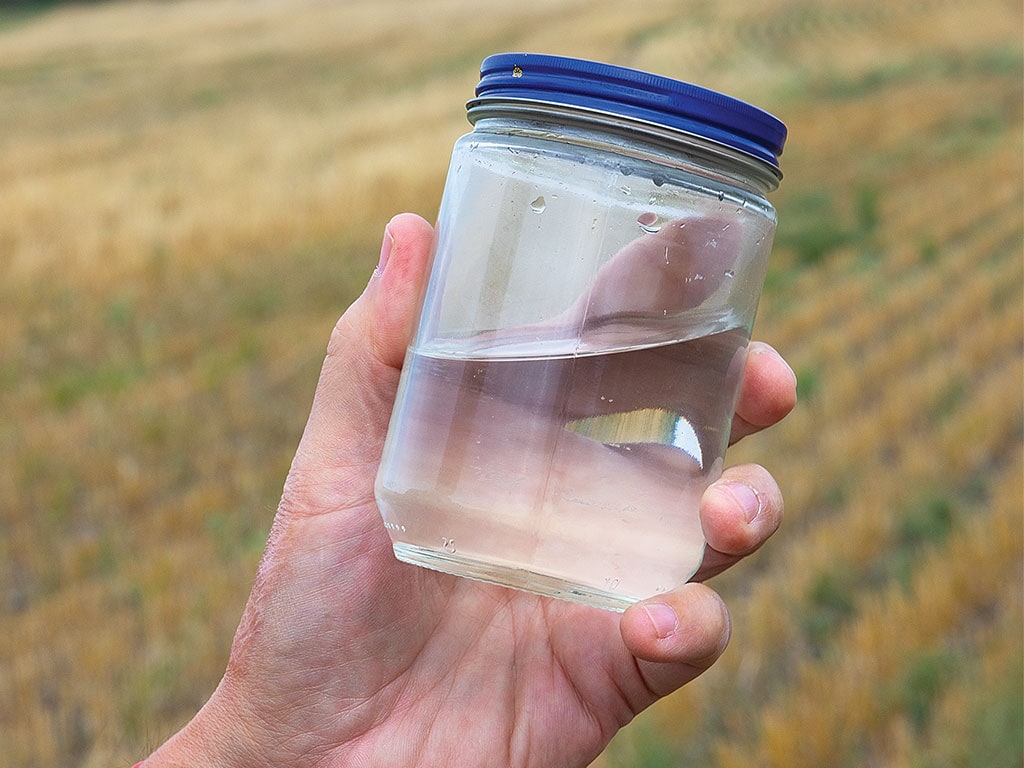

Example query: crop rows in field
[713,440,1022,767]
[601,0,1022,762]
[0,0,1020,765]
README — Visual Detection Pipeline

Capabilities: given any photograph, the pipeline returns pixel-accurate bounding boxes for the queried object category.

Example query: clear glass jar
[375,53,786,611]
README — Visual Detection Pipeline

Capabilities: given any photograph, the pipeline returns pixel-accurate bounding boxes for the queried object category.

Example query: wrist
[137,680,266,768]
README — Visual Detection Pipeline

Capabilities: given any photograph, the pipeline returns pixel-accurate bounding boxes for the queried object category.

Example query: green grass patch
[919,238,941,264]
[774,183,881,267]
[816,47,1024,101]
[801,565,858,652]
[0,1,115,31]
[872,491,961,590]
[47,359,147,411]
[775,189,851,265]
[0,1,60,31]
[794,364,821,401]
[896,493,956,549]
[895,649,957,732]
[949,661,1024,767]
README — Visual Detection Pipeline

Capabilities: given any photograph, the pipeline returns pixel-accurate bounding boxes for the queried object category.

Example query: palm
[235,464,657,767]
[347,568,634,766]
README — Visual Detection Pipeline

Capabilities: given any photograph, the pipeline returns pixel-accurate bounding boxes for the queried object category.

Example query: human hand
[140,213,796,768]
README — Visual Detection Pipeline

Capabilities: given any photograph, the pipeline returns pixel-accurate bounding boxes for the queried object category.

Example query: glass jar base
[392,542,638,613]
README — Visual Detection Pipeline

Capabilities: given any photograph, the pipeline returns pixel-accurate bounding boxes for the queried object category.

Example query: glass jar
[374,53,787,611]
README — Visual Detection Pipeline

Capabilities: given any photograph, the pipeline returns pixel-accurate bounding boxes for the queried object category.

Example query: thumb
[329,212,435,371]
[293,213,435,483]
[620,583,732,698]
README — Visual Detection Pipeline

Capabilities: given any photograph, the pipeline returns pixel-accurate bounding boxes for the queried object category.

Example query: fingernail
[724,481,762,523]
[376,224,395,275]
[643,602,679,639]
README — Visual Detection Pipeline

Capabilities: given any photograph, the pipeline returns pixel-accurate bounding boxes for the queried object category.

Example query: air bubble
[637,212,661,233]
[725,269,736,278]
[530,195,546,213]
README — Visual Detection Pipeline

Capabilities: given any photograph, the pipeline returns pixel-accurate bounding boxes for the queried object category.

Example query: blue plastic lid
[473,53,786,173]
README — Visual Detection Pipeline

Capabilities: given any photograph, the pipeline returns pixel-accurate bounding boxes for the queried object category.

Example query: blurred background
[0,0,1020,765]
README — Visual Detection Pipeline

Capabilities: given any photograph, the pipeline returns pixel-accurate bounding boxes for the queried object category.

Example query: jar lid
[472,52,787,174]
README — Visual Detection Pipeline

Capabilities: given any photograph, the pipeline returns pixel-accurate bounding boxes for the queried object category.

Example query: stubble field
[1,0,1021,765]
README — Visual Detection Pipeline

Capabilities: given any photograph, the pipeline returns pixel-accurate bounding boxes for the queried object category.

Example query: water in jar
[374,132,774,610]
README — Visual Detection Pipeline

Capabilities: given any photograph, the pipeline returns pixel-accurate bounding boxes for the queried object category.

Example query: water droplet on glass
[530,195,546,213]
[512,65,524,78]
[637,212,661,233]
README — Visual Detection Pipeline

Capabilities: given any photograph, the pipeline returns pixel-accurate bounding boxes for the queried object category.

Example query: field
[0,0,1021,765]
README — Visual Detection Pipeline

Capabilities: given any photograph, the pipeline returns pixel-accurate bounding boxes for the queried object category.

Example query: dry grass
[1,0,1021,765]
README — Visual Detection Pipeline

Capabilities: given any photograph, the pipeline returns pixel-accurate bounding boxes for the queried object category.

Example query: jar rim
[474,53,787,176]
[466,98,782,191]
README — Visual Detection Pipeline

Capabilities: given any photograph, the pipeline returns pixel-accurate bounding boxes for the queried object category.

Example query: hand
[140,213,797,768]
